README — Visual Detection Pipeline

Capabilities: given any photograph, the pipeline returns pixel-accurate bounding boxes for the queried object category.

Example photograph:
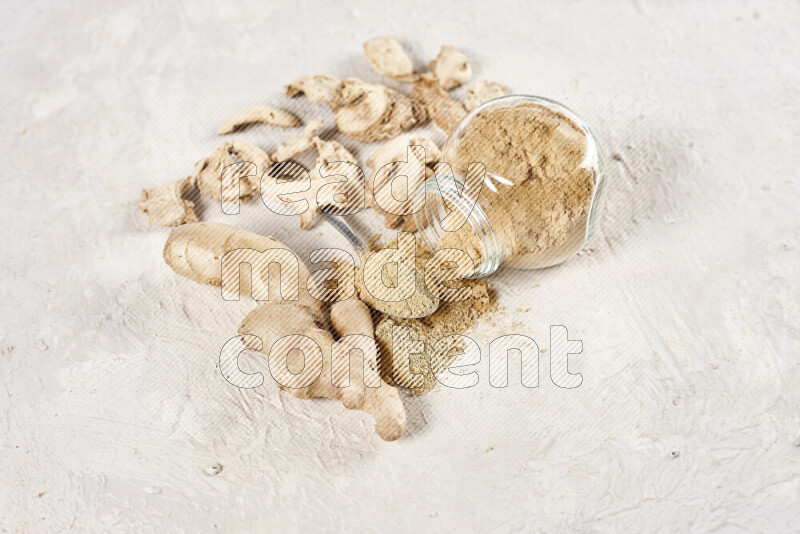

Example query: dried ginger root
[363,36,419,82]
[285,74,343,110]
[270,117,324,162]
[238,298,406,441]
[195,140,272,201]
[138,176,198,227]
[163,221,319,310]
[286,75,427,142]
[429,45,472,90]
[464,80,507,111]
[411,74,467,133]
[217,104,301,134]
[365,135,440,230]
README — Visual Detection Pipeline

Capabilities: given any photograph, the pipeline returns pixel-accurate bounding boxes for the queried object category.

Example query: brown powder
[437,101,598,269]
[356,242,497,395]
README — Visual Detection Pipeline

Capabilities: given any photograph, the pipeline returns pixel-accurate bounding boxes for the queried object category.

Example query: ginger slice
[194,140,271,201]
[285,74,343,110]
[429,45,472,90]
[411,74,467,133]
[138,176,198,227]
[363,36,419,82]
[238,299,406,441]
[217,105,302,134]
[298,137,360,229]
[270,117,324,162]
[366,134,441,171]
[335,78,426,142]
[464,80,507,111]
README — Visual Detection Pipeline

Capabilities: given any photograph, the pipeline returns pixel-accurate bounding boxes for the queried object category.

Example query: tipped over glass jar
[415,95,607,278]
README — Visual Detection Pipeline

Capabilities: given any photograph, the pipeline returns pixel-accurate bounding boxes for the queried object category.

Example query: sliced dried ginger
[295,137,359,229]
[271,117,324,162]
[464,80,507,111]
[138,176,198,226]
[285,74,343,110]
[287,75,427,142]
[411,74,467,133]
[217,104,302,134]
[429,45,472,90]
[194,140,272,201]
[366,135,440,230]
[363,36,419,82]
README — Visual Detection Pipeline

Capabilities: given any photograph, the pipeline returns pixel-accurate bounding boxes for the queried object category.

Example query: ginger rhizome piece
[194,140,272,201]
[366,135,440,230]
[429,45,472,90]
[270,117,323,162]
[238,298,406,441]
[217,104,302,134]
[286,75,427,142]
[163,221,319,310]
[363,36,419,82]
[411,74,467,133]
[138,176,198,227]
[464,80,507,111]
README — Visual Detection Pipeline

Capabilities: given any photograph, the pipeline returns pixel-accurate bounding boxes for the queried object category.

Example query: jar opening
[415,176,504,279]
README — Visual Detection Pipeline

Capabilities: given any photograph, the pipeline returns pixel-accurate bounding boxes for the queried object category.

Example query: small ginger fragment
[411,74,467,133]
[271,117,324,162]
[429,45,472,90]
[239,299,406,441]
[217,105,302,134]
[194,140,272,201]
[464,80,507,111]
[366,135,440,229]
[296,137,360,229]
[138,176,198,227]
[363,36,419,82]
[285,74,343,110]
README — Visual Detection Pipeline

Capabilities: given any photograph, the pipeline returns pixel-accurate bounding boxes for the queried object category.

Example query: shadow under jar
[415,95,608,278]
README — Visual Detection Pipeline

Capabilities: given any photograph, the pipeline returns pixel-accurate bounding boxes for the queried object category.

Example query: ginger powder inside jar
[416,95,607,277]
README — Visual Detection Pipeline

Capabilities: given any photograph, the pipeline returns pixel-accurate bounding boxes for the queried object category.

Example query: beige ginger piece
[287,75,426,142]
[285,74,343,110]
[239,299,406,441]
[363,36,419,82]
[138,176,198,227]
[270,117,324,162]
[217,105,301,134]
[411,74,467,133]
[464,80,507,111]
[429,45,472,90]
[366,135,440,230]
[163,221,319,310]
[335,78,427,142]
[293,137,359,230]
[194,140,272,201]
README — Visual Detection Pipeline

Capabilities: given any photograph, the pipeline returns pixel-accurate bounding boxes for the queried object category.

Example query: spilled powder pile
[357,249,440,319]
[438,102,598,268]
[355,241,497,395]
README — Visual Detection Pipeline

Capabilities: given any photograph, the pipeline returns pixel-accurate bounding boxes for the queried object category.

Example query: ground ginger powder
[437,102,598,269]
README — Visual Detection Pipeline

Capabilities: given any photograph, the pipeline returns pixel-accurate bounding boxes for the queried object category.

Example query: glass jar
[415,95,607,278]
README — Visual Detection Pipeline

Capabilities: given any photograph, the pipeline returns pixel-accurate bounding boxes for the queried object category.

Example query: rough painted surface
[1,0,799,532]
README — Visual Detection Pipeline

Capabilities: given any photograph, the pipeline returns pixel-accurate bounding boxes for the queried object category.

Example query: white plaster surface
[1,0,799,532]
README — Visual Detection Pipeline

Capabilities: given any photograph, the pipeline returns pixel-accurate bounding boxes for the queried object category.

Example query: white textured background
[1,0,799,532]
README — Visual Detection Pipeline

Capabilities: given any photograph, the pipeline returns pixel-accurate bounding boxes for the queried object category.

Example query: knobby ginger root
[411,74,467,133]
[270,117,323,162]
[464,80,507,111]
[363,36,419,82]
[194,140,272,201]
[163,221,319,310]
[429,45,472,90]
[138,176,198,226]
[238,299,406,441]
[217,104,302,134]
